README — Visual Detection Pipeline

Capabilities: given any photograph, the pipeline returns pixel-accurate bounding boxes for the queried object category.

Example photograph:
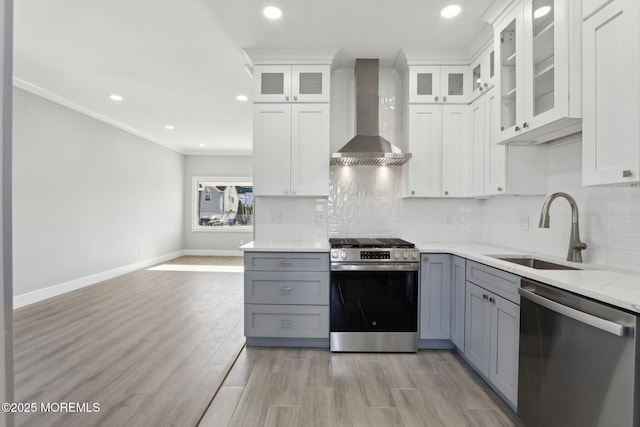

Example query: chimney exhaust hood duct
[331,59,411,166]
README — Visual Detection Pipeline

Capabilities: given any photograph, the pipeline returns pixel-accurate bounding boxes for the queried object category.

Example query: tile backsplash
[481,135,640,272]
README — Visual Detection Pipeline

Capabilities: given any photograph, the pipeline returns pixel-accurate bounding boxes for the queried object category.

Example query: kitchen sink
[490,256,581,270]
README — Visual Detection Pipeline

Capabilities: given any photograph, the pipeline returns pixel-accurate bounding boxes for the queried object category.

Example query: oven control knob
[331,251,338,259]
[394,252,401,259]
[340,251,347,260]
[403,251,409,259]
[412,252,418,259]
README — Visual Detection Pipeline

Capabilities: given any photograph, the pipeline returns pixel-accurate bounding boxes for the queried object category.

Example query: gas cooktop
[329,238,415,249]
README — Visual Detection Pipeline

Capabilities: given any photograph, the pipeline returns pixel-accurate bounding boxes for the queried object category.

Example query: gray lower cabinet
[450,256,466,350]
[244,251,330,343]
[464,261,520,408]
[420,254,452,340]
[244,304,329,338]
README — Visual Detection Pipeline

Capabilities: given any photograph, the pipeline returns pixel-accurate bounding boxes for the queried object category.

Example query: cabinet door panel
[441,105,471,197]
[583,0,640,185]
[292,65,330,102]
[468,97,485,197]
[420,254,451,340]
[291,104,330,196]
[450,256,466,350]
[253,65,292,102]
[484,88,507,195]
[253,104,292,195]
[409,66,441,103]
[464,281,491,376]
[495,3,525,142]
[441,66,471,103]
[406,105,443,197]
[489,296,519,407]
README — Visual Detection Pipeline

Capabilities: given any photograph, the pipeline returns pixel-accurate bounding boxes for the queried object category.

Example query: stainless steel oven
[329,238,419,352]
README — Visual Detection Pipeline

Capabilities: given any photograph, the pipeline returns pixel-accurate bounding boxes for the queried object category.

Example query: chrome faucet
[538,192,587,262]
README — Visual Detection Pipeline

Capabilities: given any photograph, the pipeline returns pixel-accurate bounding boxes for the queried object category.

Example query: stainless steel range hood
[331,59,411,166]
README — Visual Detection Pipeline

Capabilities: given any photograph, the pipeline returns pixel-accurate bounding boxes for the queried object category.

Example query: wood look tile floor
[13,256,245,427]
[203,348,524,427]
[14,255,522,427]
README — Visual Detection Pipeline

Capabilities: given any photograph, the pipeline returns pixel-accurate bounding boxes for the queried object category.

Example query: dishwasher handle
[518,287,633,337]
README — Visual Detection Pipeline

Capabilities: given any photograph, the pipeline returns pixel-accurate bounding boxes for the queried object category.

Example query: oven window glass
[330,270,418,332]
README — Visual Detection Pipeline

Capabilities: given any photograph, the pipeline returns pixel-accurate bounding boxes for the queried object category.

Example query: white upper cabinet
[582,0,640,186]
[403,104,443,197]
[494,0,582,145]
[253,65,331,103]
[470,45,497,102]
[495,3,525,142]
[441,105,471,197]
[408,66,471,104]
[253,103,330,196]
[471,87,546,197]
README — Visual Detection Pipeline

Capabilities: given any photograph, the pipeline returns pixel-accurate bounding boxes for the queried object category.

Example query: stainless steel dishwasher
[518,279,639,427]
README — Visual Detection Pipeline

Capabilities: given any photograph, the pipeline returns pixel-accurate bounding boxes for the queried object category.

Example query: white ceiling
[13,0,497,155]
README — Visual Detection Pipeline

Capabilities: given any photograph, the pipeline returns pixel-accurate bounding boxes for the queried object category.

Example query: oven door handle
[331,263,419,272]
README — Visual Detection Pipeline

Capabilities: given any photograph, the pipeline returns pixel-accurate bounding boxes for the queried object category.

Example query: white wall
[183,155,252,252]
[12,88,184,298]
[1,0,13,423]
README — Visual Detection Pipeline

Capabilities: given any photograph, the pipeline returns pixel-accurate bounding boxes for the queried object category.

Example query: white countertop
[239,240,331,252]
[413,242,640,314]
[240,240,640,313]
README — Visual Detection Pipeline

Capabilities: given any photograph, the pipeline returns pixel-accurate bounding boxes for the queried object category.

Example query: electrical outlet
[268,211,281,224]
[519,215,529,231]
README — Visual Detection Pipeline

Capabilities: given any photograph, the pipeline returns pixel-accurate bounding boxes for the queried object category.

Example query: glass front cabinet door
[408,66,470,104]
[495,3,524,143]
[494,0,581,144]
[253,65,330,103]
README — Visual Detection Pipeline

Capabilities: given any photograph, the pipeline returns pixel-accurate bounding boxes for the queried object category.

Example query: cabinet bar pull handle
[280,260,292,266]
[435,96,439,102]
[489,297,495,303]
[623,170,632,178]
[423,256,429,262]
[497,187,503,192]
[444,191,449,196]
[280,286,293,293]
[280,319,293,328]
[293,95,298,101]
[515,126,521,131]
[523,122,529,128]
[285,96,290,101]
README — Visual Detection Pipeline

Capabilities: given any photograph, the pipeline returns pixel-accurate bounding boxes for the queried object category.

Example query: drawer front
[244,271,329,305]
[466,261,520,305]
[244,252,329,272]
[244,304,329,338]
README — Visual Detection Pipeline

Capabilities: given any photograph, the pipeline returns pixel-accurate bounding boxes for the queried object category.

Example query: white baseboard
[14,251,185,309]
[182,249,243,257]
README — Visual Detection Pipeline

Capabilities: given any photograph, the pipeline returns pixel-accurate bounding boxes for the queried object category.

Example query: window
[193,177,253,231]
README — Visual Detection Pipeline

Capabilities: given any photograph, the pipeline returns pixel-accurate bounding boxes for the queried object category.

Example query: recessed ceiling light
[441,4,461,18]
[165,124,175,130]
[263,6,282,20]
[236,94,249,102]
[534,6,551,19]
[109,94,123,101]
[198,143,206,147]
